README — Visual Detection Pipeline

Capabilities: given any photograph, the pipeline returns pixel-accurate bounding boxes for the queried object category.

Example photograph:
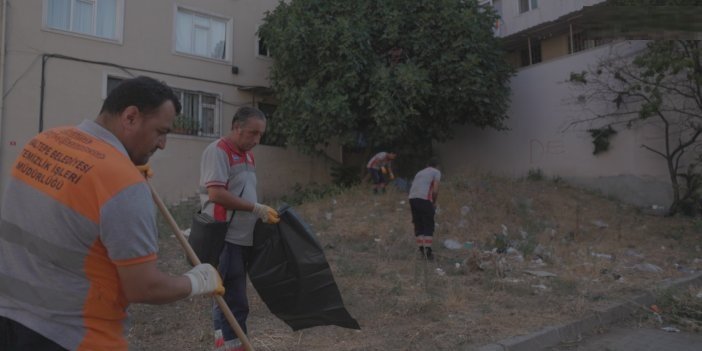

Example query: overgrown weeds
[279,182,345,206]
[135,170,702,351]
[657,286,702,332]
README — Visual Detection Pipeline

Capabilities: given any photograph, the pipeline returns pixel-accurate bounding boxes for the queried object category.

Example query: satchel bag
[187,187,244,267]
[187,212,232,267]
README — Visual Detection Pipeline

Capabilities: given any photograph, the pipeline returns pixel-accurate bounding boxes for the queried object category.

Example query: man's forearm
[118,262,192,304]
[208,187,254,212]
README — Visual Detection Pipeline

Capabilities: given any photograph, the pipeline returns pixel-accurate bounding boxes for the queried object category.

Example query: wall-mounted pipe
[0,0,8,147]
[38,53,263,132]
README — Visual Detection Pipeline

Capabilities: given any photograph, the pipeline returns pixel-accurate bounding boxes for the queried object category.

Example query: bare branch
[672,127,702,158]
[641,143,666,158]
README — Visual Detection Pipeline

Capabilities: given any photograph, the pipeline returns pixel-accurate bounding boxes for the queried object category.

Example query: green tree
[258,0,513,164]
[569,40,702,216]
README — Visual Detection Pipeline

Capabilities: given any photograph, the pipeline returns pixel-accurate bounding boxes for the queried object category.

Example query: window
[519,38,541,67]
[492,0,502,36]
[44,0,123,40]
[568,32,614,54]
[175,7,230,61]
[172,89,220,137]
[258,103,286,147]
[257,36,272,58]
[105,76,124,95]
[519,0,538,13]
[530,39,542,64]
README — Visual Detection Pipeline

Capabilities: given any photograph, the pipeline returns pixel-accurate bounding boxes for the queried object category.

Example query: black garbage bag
[248,205,360,331]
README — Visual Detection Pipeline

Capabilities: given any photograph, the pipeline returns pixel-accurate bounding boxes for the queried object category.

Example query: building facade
[439,0,678,207]
[0,0,336,204]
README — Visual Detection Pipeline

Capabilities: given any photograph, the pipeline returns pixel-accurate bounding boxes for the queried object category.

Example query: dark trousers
[0,316,67,351]
[368,168,385,185]
[410,198,435,236]
[213,242,251,341]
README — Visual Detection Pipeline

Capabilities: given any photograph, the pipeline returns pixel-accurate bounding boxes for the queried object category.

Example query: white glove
[252,203,280,224]
[184,264,224,297]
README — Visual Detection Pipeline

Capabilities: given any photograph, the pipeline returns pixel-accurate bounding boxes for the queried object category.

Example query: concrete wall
[438,40,674,207]
[0,0,334,204]
[150,136,333,203]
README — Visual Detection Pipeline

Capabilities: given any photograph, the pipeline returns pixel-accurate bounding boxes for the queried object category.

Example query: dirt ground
[128,172,702,350]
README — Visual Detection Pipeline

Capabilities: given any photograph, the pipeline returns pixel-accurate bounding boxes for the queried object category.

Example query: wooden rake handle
[146,181,255,351]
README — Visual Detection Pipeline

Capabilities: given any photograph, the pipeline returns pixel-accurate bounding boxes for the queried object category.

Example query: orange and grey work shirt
[0,120,159,350]
[408,167,441,202]
[198,138,259,246]
[366,152,390,170]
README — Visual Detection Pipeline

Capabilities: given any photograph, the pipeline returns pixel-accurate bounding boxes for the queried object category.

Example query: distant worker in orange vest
[0,76,223,351]
[366,151,397,194]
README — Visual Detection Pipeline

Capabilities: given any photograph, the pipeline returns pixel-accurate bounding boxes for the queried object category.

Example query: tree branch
[641,143,666,158]
[681,40,702,110]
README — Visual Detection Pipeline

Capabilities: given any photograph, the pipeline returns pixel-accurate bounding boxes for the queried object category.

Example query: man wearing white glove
[198,106,280,351]
[0,77,223,351]
[185,264,226,297]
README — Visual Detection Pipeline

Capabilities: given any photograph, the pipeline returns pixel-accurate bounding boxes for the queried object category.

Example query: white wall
[438,40,674,207]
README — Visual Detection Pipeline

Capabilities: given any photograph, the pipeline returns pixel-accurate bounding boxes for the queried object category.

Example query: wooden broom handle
[146,181,255,351]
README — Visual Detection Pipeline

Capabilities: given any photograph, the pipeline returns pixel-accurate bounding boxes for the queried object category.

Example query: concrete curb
[473,272,702,351]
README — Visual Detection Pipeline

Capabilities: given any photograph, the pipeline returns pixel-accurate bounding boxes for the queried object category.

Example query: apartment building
[439,0,676,207]
[0,0,335,204]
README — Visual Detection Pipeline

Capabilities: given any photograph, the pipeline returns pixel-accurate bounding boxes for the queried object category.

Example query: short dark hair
[231,106,266,128]
[100,76,182,116]
[427,158,439,167]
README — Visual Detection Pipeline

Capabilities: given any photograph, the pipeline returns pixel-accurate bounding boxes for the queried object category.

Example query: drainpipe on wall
[38,53,252,133]
[569,23,574,54]
[0,0,7,195]
[39,54,47,132]
[0,0,8,147]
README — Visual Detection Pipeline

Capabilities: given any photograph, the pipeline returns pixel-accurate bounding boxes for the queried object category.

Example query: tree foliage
[258,0,513,155]
[569,40,702,215]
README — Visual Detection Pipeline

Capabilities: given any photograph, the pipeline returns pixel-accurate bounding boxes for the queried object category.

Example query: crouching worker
[0,76,224,351]
[366,151,397,194]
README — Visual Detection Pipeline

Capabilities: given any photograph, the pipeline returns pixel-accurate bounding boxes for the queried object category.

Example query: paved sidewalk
[550,326,702,351]
[474,273,702,351]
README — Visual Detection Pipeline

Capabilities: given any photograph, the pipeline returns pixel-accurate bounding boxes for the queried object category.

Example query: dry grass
[128,171,702,350]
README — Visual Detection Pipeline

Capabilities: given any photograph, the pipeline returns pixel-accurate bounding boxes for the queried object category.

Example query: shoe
[425,247,434,261]
[214,330,224,349]
[213,338,244,351]
[214,331,245,351]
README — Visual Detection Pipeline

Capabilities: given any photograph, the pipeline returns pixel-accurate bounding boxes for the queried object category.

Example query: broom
[139,167,254,351]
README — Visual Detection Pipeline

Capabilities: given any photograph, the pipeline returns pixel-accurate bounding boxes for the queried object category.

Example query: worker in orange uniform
[0,76,223,351]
